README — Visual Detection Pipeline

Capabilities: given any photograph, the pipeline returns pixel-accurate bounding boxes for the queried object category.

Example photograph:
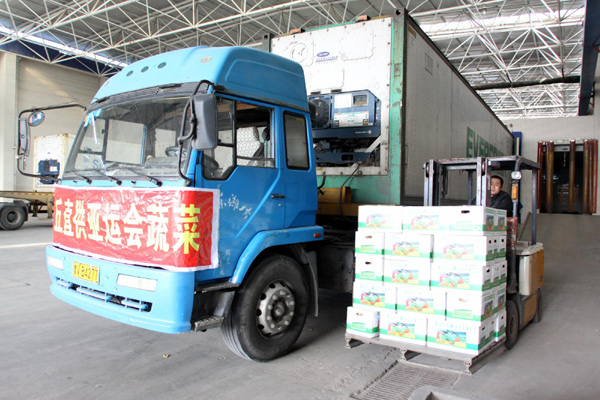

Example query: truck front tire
[222,255,309,361]
[0,205,26,230]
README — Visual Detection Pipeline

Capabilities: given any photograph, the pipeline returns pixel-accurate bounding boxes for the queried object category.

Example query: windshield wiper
[92,168,122,185]
[65,170,92,184]
[106,164,162,187]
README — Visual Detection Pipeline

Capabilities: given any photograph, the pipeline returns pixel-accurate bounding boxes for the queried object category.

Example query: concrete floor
[1,214,599,399]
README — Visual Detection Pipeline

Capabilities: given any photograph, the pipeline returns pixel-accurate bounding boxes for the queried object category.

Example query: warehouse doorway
[537,140,598,214]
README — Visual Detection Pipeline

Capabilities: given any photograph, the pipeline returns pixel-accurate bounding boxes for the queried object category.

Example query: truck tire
[0,205,26,230]
[221,255,309,361]
[533,289,542,323]
[505,299,519,350]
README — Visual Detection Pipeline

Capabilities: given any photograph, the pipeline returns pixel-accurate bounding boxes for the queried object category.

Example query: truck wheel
[222,255,309,361]
[0,205,26,230]
[533,289,542,323]
[505,299,519,350]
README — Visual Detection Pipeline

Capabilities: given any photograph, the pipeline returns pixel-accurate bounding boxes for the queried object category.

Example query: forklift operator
[490,175,513,217]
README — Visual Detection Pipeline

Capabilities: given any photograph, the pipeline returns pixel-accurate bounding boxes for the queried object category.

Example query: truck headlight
[116,275,157,292]
[47,256,64,270]
[511,171,522,180]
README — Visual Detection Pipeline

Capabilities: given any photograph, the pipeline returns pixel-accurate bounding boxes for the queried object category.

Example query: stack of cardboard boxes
[347,205,507,356]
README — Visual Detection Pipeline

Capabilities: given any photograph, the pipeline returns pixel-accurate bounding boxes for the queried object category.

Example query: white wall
[507,82,600,216]
[0,52,102,193]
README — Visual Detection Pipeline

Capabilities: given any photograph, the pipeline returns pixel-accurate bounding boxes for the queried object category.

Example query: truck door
[199,97,284,276]
[280,110,318,228]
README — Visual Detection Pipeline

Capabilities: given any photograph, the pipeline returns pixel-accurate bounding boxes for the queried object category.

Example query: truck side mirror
[191,93,218,150]
[17,118,29,157]
[28,111,45,127]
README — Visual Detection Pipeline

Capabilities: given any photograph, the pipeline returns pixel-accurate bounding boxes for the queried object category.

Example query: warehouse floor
[1,214,598,400]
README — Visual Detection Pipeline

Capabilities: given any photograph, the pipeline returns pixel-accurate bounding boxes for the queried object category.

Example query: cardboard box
[492,261,507,287]
[384,233,433,260]
[431,262,493,292]
[358,205,403,232]
[380,311,427,346]
[427,318,494,355]
[434,235,494,263]
[383,258,431,287]
[496,210,507,232]
[446,289,495,321]
[403,206,499,235]
[355,231,385,256]
[402,206,446,232]
[494,309,507,341]
[355,256,384,282]
[494,236,507,259]
[396,287,445,316]
[446,206,496,234]
[353,282,397,311]
[494,284,506,313]
[346,307,379,338]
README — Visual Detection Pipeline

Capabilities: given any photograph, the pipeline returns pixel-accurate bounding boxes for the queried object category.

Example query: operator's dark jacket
[491,190,513,217]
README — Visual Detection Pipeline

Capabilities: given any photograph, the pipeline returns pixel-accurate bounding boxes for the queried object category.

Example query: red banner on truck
[52,185,219,271]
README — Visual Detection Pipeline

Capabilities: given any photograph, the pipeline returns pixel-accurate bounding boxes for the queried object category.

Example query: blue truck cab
[44,46,323,361]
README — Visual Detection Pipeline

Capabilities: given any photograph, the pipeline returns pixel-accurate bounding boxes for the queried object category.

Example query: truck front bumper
[46,245,195,334]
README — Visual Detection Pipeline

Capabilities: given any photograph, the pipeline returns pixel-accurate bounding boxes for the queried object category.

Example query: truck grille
[56,278,152,312]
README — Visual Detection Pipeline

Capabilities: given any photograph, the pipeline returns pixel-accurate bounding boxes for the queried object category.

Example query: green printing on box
[381,322,426,341]
[402,214,442,231]
[356,245,380,255]
[428,327,492,351]
[355,271,378,281]
[495,325,506,338]
[385,241,430,258]
[354,290,396,310]
[347,322,378,334]
[385,268,422,285]
[436,244,490,261]
[434,272,490,291]
[399,295,441,315]
[427,331,490,351]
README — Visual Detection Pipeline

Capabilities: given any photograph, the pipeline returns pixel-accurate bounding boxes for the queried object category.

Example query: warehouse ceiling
[0,0,588,120]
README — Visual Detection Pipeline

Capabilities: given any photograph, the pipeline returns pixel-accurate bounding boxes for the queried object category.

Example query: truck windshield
[64,96,191,181]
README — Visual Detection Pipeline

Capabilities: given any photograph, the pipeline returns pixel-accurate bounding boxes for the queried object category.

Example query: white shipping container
[33,134,74,191]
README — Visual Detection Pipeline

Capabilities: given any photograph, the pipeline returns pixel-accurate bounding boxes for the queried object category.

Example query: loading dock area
[1,213,598,399]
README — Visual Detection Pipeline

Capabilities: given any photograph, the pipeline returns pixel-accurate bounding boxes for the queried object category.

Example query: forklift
[424,155,544,349]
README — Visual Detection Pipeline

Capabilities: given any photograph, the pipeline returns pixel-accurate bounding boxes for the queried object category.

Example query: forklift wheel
[221,255,309,361]
[505,299,519,350]
[533,289,542,323]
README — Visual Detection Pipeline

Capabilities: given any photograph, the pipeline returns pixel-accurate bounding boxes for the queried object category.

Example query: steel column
[568,140,576,213]
[545,141,554,213]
